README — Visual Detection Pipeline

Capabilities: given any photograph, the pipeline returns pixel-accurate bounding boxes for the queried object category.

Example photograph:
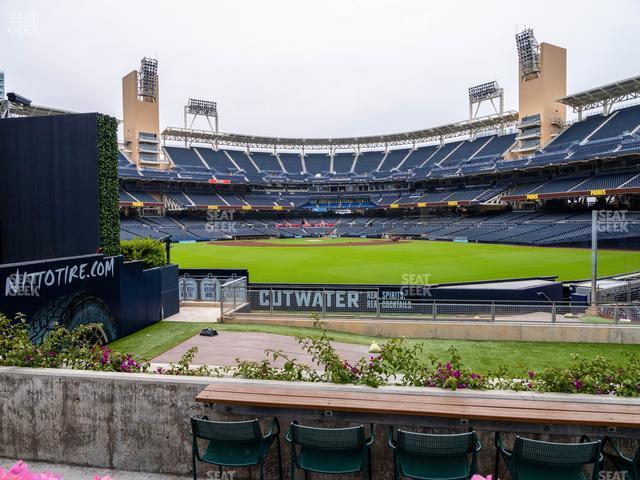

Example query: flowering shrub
[157,346,225,377]
[1,312,640,397]
[230,318,640,397]
[0,314,213,377]
[0,314,149,373]
[0,460,112,479]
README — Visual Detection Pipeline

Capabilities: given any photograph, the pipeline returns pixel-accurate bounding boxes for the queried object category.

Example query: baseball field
[170,238,640,284]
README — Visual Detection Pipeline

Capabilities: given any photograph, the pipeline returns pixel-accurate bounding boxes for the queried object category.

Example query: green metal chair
[495,432,602,480]
[190,416,283,480]
[388,427,481,480]
[285,421,374,479]
[586,435,639,479]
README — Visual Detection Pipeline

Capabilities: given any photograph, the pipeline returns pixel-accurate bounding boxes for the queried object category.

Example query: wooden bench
[196,381,640,439]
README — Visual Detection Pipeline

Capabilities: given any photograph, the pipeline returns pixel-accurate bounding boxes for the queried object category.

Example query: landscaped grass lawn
[109,321,640,373]
[170,238,640,284]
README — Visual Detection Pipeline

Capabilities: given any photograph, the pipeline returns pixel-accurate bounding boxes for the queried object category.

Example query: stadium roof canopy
[558,74,640,113]
[0,99,75,118]
[162,111,518,151]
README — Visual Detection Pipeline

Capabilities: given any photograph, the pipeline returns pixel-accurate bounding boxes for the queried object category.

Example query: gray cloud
[1,0,638,139]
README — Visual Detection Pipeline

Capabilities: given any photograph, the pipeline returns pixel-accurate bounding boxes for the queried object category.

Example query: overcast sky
[2,0,639,139]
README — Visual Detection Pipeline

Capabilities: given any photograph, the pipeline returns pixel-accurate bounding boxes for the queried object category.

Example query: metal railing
[226,287,640,325]
[220,277,248,317]
[178,274,246,303]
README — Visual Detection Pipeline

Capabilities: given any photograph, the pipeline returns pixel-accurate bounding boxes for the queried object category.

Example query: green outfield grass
[109,321,640,372]
[170,238,640,284]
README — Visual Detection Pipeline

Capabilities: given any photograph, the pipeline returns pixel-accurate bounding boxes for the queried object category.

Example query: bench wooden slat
[195,388,640,428]
[200,383,640,416]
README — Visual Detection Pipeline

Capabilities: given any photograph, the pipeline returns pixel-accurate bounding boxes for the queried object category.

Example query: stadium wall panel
[0,113,100,263]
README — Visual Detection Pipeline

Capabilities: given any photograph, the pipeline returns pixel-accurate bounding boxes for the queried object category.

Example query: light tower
[122,57,163,166]
[468,80,504,136]
[513,28,566,157]
[183,98,219,147]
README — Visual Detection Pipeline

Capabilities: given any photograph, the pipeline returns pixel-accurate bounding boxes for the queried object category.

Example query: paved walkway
[152,331,371,368]
[164,306,220,322]
[0,458,187,479]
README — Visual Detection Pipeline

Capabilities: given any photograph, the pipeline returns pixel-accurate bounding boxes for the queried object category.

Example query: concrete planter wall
[0,367,637,478]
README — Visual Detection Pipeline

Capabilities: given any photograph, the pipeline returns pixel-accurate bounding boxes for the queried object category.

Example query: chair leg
[276,436,284,480]
[259,462,264,480]
[494,445,500,479]
[192,454,197,480]
[304,469,309,480]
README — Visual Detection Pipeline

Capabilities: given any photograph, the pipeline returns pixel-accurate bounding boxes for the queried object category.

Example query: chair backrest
[191,417,262,443]
[397,430,477,457]
[512,437,601,468]
[289,423,365,450]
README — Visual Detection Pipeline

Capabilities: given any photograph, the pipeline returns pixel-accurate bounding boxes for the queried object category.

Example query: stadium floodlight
[137,57,158,101]
[183,97,219,146]
[515,28,540,77]
[186,98,217,116]
[468,81,504,131]
[468,81,501,102]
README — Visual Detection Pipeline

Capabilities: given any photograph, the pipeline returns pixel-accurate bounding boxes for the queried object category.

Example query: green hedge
[120,238,167,269]
[96,114,120,256]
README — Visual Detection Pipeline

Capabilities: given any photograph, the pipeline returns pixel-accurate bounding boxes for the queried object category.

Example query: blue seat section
[119,190,136,202]
[428,141,464,166]
[589,105,640,141]
[619,138,640,154]
[400,145,439,171]
[571,139,623,159]
[378,149,410,171]
[165,146,207,169]
[570,171,637,191]
[225,150,259,173]
[527,151,571,167]
[531,176,590,194]
[495,158,531,171]
[304,153,331,174]
[439,136,491,167]
[354,151,384,174]
[195,148,239,173]
[118,152,141,178]
[118,151,133,168]
[118,105,640,191]
[126,190,161,204]
[472,134,517,161]
[279,153,303,173]
[544,114,605,151]
[250,151,282,172]
[332,153,355,173]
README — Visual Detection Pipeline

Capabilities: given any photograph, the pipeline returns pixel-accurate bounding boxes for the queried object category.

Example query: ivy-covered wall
[96,114,120,256]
